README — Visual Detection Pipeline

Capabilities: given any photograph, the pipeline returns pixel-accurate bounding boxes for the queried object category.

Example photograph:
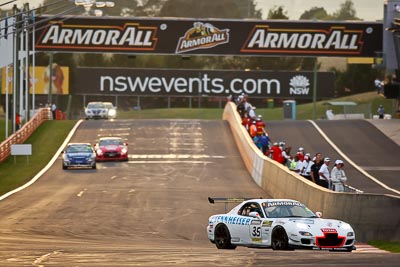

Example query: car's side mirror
[249,211,260,218]
[315,211,323,218]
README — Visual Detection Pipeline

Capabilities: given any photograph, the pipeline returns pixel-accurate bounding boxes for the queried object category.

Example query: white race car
[207,197,356,251]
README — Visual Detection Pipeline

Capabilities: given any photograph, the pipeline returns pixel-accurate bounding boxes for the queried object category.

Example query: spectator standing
[301,154,314,182]
[269,142,284,164]
[374,78,383,94]
[318,157,331,189]
[51,102,57,119]
[236,95,246,118]
[255,115,266,135]
[282,146,292,167]
[241,112,252,132]
[253,132,262,150]
[310,153,323,185]
[296,147,305,161]
[16,112,21,130]
[288,156,299,172]
[248,105,256,120]
[331,160,348,192]
[249,120,258,138]
[377,105,385,119]
[259,133,271,155]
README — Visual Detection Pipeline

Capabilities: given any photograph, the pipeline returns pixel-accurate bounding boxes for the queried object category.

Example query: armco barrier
[0,108,52,163]
[223,101,400,242]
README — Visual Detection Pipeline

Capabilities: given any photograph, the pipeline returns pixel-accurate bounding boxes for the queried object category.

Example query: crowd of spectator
[230,94,348,192]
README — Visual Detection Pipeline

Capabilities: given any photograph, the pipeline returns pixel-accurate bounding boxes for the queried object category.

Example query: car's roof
[243,198,301,204]
[99,137,122,140]
[67,142,92,146]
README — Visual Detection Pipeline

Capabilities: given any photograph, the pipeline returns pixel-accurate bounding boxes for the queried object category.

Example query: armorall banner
[34,16,382,57]
[73,68,335,99]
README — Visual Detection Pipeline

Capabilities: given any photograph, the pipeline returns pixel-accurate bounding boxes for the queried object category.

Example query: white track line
[308,120,400,195]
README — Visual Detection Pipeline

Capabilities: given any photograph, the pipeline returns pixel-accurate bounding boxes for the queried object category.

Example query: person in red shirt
[16,113,21,130]
[241,111,252,133]
[269,142,284,164]
[296,147,305,161]
[255,115,266,135]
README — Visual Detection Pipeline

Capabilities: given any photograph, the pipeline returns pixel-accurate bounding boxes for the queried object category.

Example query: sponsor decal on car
[212,215,252,225]
[262,220,273,227]
[267,201,304,207]
[321,228,337,233]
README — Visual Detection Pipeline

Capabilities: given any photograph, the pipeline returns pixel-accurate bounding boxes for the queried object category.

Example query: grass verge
[368,241,400,253]
[0,120,76,196]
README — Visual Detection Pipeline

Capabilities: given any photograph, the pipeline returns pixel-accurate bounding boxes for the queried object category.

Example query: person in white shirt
[330,159,348,192]
[318,157,331,189]
[301,154,314,182]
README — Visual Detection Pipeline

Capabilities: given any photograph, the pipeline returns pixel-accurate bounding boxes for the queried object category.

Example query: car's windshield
[66,145,93,153]
[87,103,105,109]
[99,139,123,146]
[103,103,114,109]
[263,201,317,218]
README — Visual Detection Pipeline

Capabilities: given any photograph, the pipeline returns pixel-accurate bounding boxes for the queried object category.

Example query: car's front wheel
[271,226,290,250]
[214,224,236,250]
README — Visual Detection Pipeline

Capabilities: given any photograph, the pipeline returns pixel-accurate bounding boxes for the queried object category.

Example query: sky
[1,0,384,21]
[255,0,384,21]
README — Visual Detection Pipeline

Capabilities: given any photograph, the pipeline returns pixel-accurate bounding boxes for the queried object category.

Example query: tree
[267,6,289,20]
[159,0,260,19]
[332,0,360,21]
[299,7,332,20]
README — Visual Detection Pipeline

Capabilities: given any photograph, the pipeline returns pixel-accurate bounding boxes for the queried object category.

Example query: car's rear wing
[208,197,262,212]
[208,197,254,204]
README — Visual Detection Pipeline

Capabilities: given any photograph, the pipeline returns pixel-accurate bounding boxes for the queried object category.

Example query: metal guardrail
[0,108,52,163]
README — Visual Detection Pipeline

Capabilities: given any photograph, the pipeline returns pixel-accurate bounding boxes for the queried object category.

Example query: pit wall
[223,101,400,242]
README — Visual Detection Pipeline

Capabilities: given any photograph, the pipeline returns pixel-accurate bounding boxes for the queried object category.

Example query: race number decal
[250,225,262,242]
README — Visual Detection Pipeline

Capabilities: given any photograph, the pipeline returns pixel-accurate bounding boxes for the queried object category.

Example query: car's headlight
[96,149,103,155]
[121,148,127,154]
[108,109,116,117]
[296,223,308,230]
[299,231,313,236]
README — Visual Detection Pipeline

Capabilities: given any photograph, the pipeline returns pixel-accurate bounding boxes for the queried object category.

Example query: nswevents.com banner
[35,16,382,57]
[74,68,335,99]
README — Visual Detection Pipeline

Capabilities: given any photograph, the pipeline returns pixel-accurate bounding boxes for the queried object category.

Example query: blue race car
[62,143,96,170]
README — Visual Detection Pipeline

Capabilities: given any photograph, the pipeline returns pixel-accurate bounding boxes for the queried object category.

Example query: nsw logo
[176,22,229,54]
[289,75,310,95]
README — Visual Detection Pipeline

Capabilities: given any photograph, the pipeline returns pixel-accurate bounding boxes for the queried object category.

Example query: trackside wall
[223,101,400,242]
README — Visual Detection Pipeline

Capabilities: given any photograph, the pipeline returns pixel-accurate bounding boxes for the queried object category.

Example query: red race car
[94,137,128,162]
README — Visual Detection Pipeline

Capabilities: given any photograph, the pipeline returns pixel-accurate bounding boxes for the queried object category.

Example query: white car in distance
[84,102,108,119]
[103,102,117,119]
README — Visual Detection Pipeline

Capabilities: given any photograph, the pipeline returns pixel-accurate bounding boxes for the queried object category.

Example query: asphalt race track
[0,119,399,266]
[267,120,400,195]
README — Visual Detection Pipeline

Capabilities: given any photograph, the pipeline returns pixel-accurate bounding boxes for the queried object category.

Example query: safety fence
[0,108,52,163]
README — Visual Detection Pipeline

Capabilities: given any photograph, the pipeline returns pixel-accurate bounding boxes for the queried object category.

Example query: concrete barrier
[223,101,400,242]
